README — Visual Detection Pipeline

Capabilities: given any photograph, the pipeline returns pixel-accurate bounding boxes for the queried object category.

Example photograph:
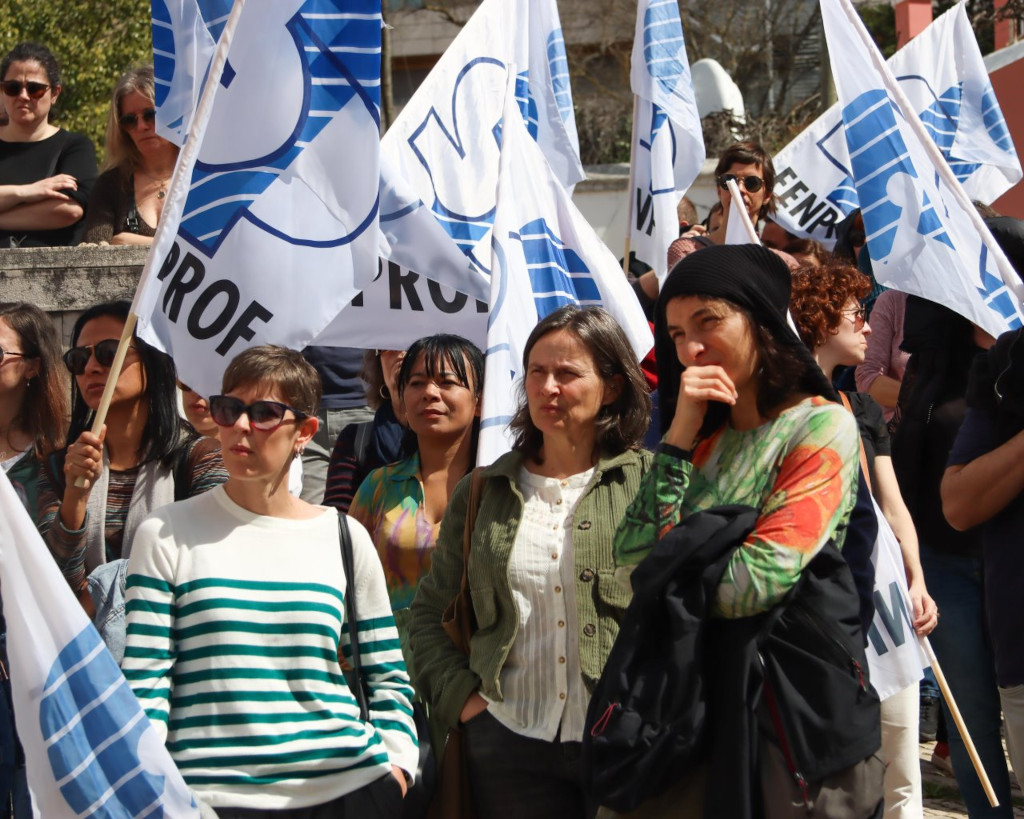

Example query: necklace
[138,170,171,200]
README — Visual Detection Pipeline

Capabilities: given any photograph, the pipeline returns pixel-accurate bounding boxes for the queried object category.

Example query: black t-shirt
[947,405,1024,687]
[0,129,96,247]
[844,391,889,489]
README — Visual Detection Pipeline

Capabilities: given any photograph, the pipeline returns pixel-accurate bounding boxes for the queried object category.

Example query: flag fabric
[628,0,704,281]
[136,0,383,398]
[479,81,653,464]
[151,0,233,145]
[775,3,1020,247]
[864,499,927,700]
[821,0,1024,340]
[0,472,199,818]
[380,0,583,285]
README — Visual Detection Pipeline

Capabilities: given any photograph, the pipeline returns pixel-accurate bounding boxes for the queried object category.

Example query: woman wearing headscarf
[612,245,882,818]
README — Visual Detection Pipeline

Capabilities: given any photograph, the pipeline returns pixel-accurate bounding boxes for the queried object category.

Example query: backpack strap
[337,512,370,721]
[838,392,873,495]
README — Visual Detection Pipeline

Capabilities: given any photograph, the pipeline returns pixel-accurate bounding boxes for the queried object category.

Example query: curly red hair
[789,261,871,350]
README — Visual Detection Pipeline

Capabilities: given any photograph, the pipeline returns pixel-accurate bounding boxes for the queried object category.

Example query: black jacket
[584,505,880,817]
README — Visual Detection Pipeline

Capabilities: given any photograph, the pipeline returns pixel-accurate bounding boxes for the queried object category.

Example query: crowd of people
[2,38,1024,819]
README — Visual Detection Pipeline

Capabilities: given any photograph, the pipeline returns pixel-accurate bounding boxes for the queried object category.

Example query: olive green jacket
[408,448,651,731]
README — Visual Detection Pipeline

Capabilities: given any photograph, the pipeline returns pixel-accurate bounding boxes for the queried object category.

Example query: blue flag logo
[642,0,686,97]
[174,0,381,258]
[40,626,187,817]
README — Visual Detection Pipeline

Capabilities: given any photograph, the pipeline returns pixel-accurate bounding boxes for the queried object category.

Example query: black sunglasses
[717,173,765,193]
[208,395,308,432]
[1,80,50,99]
[119,108,157,130]
[63,339,131,375]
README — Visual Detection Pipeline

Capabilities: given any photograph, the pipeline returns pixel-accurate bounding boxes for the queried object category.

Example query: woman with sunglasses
[122,345,417,817]
[0,42,96,248]
[81,66,179,246]
[36,300,227,598]
[789,263,936,818]
[666,142,777,269]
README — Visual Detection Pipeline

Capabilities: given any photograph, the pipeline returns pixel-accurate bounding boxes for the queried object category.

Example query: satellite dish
[691,58,745,123]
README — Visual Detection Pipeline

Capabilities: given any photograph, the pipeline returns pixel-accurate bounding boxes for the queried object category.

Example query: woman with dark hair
[122,345,417,816]
[0,302,67,513]
[36,300,226,596]
[408,305,651,819]
[0,42,96,247]
[789,263,936,818]
[612,245,881,817]
[81,66,178,245]
[0,302,66,819]
[350,334,482,612]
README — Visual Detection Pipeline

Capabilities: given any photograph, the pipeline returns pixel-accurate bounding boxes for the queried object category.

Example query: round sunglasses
[716,173,765,194]
[1,80,50,99]
[119,108,157,130]
[208,395,308,432]
[63,339,133,375]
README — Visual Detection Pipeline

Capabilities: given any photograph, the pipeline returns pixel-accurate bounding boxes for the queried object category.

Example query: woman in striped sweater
[122,346,418,818]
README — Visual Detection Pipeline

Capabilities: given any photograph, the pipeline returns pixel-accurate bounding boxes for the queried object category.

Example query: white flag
[136,0,383,398]
[0,472,199,818]
[775,3,1020,247]
[380,0,583,283]
[865,499,927,701]
[479,81,653,464]
[151,0,231,145]
[629,0,704,280]
[821,0,1024,339]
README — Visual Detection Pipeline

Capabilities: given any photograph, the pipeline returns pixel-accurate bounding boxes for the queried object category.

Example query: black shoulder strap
[352,420,374,469]
[338,512,370,721]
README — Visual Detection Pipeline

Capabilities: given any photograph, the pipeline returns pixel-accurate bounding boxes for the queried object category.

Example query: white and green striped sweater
[122,486,418,810]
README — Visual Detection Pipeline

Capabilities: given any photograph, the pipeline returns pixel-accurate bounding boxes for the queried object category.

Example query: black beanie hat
[653,244,836,435]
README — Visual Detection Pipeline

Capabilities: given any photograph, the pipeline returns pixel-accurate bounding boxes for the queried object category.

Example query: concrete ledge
[0,246,148,342]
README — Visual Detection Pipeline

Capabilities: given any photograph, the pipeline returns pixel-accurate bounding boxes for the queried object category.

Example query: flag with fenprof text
[821,0,1024,339]
[774,3,1020,247]
[629,0,704,281]
[479,81,653,464]
[137,0,382,398]
[0,472,199,818]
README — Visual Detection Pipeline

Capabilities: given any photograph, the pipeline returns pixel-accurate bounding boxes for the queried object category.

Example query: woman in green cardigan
[408,305,652,819]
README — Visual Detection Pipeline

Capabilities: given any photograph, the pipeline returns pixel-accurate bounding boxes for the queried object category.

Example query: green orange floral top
[613,396,859,618]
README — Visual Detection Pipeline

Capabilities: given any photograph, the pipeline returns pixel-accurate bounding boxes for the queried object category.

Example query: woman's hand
[908,578,938,637]
[459,691,488,724]
[20,174,77,203]
[665,365,737,450]
[64,426,106,495]
[680,224,707,240]
[390,765,408,798]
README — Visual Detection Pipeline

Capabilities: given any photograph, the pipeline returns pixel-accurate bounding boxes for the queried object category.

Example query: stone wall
[0,246,147,343]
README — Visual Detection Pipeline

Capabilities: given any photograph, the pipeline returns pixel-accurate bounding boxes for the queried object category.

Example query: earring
[379,385,390,400]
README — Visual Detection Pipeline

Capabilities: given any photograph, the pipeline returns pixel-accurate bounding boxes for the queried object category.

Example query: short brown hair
[789,262,872,350]
[509,306,651,461]
[222,346,321,416]
[715,141,776,219]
